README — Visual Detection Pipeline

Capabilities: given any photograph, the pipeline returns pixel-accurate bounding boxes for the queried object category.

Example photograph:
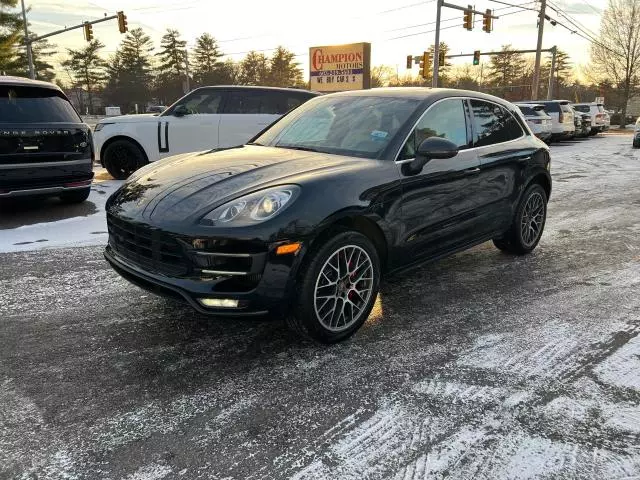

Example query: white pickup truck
[93,86,319,179]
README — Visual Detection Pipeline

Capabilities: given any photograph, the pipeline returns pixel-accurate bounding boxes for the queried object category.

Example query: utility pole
[432,0,443,87]
[20,0,35,79]
[547,46,557,100]
[531,0,547,100]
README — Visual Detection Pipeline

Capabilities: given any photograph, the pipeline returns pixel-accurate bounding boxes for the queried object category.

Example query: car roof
[192,85,321,95]
[324,87,518,107]
[0,75,62,91]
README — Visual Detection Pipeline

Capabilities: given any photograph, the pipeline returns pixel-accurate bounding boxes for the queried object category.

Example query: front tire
[493,183,547,255]
[59,187,91,204]
[287,231,381,343]
[103,139,147,180]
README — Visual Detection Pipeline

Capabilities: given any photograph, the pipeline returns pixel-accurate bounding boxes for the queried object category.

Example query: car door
[396,98,482,261]
[158,88,224,159]
[218,89,282,148]
[469,98,536,236]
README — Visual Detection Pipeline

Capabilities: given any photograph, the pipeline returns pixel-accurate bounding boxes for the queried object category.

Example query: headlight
[200,185,300,226]
[94,123,113,132]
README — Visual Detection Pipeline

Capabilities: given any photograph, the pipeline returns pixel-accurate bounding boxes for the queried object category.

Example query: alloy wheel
[520,191,545,247]
[313,245,374,332]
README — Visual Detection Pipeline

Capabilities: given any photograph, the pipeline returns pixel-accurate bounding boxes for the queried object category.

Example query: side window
[224,91,262,114]
[398,99,468,160]
[173,89,223,114]
[470,100,523,147]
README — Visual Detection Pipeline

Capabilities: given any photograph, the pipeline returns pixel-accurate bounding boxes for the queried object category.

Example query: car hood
[99,114,158,124]
[107,145,372,223]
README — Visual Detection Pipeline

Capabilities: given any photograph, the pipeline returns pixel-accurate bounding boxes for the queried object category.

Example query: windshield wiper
[274,144,321,153]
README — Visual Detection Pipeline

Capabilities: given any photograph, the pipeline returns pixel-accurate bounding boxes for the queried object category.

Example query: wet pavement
[1,134,639,479]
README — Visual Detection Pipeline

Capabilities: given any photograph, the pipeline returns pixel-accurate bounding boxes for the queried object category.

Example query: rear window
[597,105,605,112]
[573,105,590,113]
[0,86,81,123]
[539,102,560,113]
[517,105,534,115]
[224,90,316,115]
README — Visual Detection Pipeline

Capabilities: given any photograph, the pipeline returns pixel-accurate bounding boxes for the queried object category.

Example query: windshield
[0,86,81,123]
[253,95,419,159]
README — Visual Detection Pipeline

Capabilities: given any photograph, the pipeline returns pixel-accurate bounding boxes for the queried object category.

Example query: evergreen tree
[267,46,302,87]
[156,28,187,102]
[8,34,56,81]
[541,50,572,98]
[238,51,269,85]
[0,0,22,74]
[104,28,154,112]
[192,32,222,85]
[61,40,107,115]
[486,44,527,91]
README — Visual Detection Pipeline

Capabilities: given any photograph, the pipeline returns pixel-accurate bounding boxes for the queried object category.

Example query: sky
[22,0,606,81]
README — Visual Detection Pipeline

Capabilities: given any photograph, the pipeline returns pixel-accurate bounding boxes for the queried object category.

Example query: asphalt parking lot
[1,134,640,479]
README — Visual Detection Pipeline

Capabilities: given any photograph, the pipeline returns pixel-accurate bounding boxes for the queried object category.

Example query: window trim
[393,96,472,162]
[466,98,526,148]
[162,87,229,116]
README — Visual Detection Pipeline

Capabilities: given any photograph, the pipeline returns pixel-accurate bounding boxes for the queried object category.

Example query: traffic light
[482,9,492,33]
[420,51,430,78]
[407,55,413,69]
[438,50,445,67]
[463,6,473,30]
[83,22,93,42]
[117,11,128,33]
[473,50,480,65]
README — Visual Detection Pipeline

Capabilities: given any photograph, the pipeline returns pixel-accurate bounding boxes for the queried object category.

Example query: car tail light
[559,111,564,123]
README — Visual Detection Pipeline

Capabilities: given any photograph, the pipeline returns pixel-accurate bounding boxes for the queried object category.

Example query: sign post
[309,42,371,92]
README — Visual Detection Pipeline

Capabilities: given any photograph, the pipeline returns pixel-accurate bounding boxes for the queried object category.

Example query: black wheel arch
[100,135,149,165]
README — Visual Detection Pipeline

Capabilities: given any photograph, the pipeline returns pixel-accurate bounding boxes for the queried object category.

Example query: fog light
[198,298,239,308]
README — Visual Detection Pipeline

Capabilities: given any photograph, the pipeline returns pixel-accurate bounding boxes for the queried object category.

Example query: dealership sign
[309,42,371,92]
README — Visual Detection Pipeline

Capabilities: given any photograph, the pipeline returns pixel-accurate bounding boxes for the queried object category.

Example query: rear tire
[633,137,640,149]
[103,139,147,180]
[287,231,381,344]
[59,187,91,204]
[493,183,547,255]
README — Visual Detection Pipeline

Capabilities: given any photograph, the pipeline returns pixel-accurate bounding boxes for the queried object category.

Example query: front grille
[107,214,188,276]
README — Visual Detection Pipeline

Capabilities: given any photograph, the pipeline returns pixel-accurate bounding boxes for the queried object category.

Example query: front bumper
[104,236,305,316]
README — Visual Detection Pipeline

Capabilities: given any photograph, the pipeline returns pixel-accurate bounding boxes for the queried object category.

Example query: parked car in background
[572,110,582,139]
[0,76,93,203]
[93,86,320,179]
[146,105,167,114]
[575,111,592,138]
[633,117,640,148]
[518,100,575,140]
[104,88,551,343]
[572,102,606,135]
[603,110,611,130]
[515,103,552,143]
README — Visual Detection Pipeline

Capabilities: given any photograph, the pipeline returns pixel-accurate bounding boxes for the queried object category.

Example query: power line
[386,5,532,40]
[487,0,539,13]
[547,0,599,39]
[384,2,536,32]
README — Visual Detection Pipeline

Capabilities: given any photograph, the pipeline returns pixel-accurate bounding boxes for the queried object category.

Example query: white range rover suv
[93,86,319,179]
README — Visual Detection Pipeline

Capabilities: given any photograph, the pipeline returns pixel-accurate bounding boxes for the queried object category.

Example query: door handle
[465,167,481,174]
[519,156,532,162]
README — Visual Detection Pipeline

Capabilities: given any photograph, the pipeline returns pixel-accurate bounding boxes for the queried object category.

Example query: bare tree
[370,65,396,88]
[589,0,640,127]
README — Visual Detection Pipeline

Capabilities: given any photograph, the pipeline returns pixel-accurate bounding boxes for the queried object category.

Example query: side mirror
[402,137,459,176]
[173,104,189,117]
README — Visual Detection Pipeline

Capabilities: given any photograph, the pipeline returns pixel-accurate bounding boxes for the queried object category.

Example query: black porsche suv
[0,76,93,202]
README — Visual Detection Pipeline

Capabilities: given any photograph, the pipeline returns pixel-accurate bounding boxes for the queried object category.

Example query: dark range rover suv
[0,76,93,202]
[105,88,551,343]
